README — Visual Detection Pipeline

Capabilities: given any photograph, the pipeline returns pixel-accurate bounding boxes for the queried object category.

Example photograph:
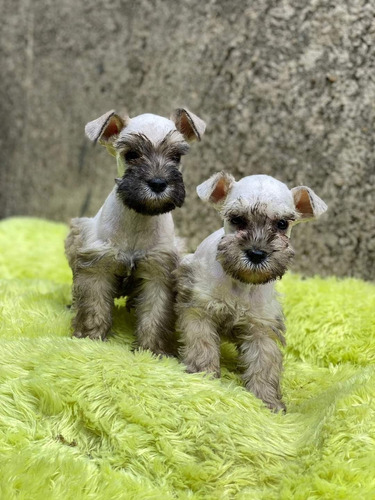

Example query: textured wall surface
[1,0,374,279]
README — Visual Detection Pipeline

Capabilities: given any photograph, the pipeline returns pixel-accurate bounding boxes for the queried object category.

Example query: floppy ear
[170,108,206,142]
[291,186,327,221]
[85,110,129,156]
[196,171,235,208]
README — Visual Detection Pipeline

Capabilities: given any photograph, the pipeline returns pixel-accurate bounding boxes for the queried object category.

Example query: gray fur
[176,172,327,411]
[66,109,205,353]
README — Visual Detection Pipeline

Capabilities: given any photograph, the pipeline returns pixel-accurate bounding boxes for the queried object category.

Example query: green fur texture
[1,217,374,499]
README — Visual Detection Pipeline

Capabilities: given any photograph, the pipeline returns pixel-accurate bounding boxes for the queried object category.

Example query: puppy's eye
[172,154,181,163]
[277,219,289,230]
[125,150,141,162]
[230,216,247,228]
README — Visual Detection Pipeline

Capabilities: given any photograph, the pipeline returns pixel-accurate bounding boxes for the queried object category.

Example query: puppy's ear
[291,186,327,221]
[85,110,129,156]
[197,171,235,208]
[170,108,206,142]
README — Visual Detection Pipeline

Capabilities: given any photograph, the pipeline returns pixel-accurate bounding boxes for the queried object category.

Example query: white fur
[71,188,178,278]
[119,114,179,145]
[197,173,327,236]
[226,175,295,217]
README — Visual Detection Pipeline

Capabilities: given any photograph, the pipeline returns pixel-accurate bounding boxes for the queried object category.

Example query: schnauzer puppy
[176,171,327,411]
[65,108,206,355]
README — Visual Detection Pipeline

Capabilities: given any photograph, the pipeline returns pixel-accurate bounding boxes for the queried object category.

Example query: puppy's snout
[245,249,268,264]
[148,178,168,193]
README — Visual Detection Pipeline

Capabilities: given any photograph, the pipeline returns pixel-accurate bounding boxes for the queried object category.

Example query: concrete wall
[1,0,374,279]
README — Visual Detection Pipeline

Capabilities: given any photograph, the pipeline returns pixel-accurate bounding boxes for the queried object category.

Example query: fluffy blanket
[0,217,374,499]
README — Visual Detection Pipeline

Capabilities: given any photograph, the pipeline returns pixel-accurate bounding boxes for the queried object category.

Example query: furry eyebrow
[161,143,190,158]
[222,205,297,222]
[114,133,153,153]
[114,132,190,157]
[222,206,249,220]
[277,213,296,221]
[158,131,190,156]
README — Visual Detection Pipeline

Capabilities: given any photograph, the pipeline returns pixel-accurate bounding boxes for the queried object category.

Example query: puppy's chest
[108,226,158,253]
[105,212,175,256]
[108,236,172,275]
[203,281,254,326]
[92,228,175,278]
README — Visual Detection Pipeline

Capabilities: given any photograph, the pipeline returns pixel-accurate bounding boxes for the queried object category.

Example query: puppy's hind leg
[238,328,285,412]
[72,269,117,341]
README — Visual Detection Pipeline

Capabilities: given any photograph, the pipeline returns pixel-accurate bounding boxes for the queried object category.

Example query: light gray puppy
[65,108,205,355]
[176,171,327,411]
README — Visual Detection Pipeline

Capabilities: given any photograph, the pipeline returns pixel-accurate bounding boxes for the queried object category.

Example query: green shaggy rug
[0,217,374,499]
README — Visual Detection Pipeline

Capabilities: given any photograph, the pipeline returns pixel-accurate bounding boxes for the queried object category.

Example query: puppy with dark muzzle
[176,171,327,411]
[65,108,205,355]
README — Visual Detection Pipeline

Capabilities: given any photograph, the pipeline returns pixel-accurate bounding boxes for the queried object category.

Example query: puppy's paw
[266,399,287,414]
[185,363,221,378]
[72,330,107,341]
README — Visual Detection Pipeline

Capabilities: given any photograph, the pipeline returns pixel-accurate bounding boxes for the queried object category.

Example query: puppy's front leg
[179,308,221,377]
[238,328,285,412]
[133,252,179,356]
[72,269,116,340]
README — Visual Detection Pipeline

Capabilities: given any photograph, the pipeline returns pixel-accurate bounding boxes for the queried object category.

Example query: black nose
[148,178,168,193]
[245,249,268,264]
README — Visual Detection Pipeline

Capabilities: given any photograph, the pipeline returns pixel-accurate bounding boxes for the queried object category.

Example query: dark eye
[277,219,289,230]
[230,216,247,228]
[172,154,181,163]
[125,150,141,162]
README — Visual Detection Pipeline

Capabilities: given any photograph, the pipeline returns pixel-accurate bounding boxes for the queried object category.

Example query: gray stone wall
[1,0,374,279]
